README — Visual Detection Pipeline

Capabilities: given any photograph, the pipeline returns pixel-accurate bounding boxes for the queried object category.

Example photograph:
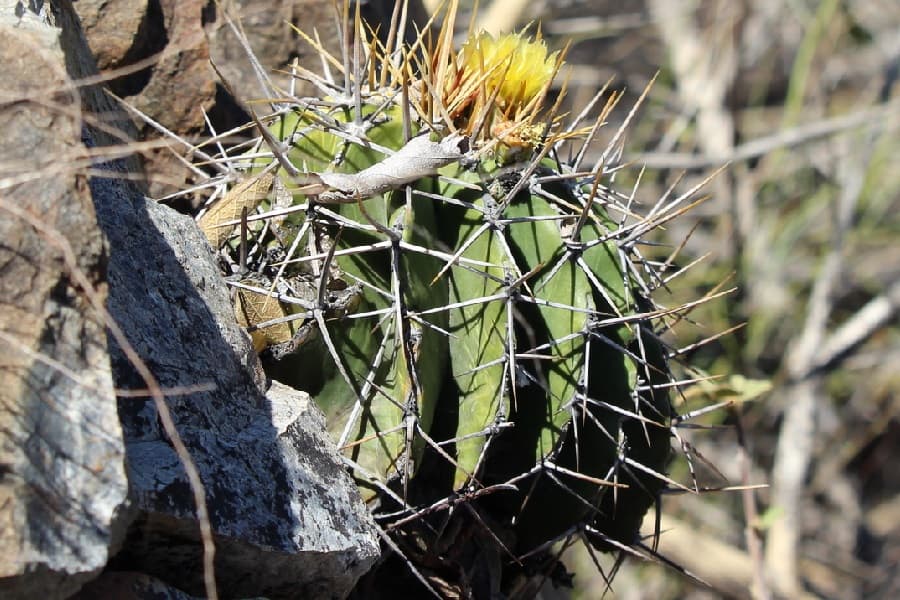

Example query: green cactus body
[428,158,672,551]
[264,104,454,494]
[226,99,673,539]
[441,201,511,490]
[197,14,696,591]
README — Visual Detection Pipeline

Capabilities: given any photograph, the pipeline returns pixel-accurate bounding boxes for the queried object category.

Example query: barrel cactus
[197,2,708,595]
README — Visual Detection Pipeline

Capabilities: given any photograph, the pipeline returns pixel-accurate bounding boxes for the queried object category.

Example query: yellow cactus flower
[458,30,559,114]
[440,29,562,150]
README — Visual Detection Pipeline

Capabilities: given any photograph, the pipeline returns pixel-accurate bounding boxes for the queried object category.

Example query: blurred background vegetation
[416,0,899,598]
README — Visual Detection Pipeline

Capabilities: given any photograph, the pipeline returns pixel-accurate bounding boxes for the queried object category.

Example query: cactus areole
[197,4,697,595]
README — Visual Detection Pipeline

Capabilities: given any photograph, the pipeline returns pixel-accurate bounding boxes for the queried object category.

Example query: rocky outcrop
[0,4,129,598]
[93,172,380,598]
[71,0,346,199]
[74,0,219,199]
[0,2,381,598]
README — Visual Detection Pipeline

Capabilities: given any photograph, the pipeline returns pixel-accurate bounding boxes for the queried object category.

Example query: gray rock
[0,4,130,599]
[92,176,380,598]
[70,570,202,600]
